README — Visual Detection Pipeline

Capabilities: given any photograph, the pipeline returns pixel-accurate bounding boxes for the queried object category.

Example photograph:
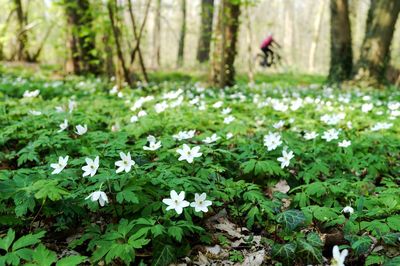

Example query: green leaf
[56,255,87,266]
[116,190,139,204]
[387,216,400,231]
[382,233,400,245]
[276,210,306,230]
[32,180,68,201]
[307,232,323,247]
[12,231,46,251]
[152,245,175,266]
[383,256,400,266]
[351,236,372,256]
[241,160,256,174]
[0,228,15,251]
[30,244,57,266]
[271,243,296,264]
[365,254,384,266]
[297,239,323,264]
[168,226,184,242]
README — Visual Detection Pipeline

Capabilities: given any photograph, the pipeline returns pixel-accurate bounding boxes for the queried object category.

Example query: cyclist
[259,34,281,67]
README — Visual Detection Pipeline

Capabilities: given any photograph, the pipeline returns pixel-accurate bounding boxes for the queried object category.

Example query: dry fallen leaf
[214,218,245,239]
[272,180,290,194]
[237,249,265,266]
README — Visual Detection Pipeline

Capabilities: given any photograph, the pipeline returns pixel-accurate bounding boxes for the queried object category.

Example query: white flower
[58,119,68,132]
[277,150,294,169]
[130,115,139,123]
[75,124,88,135]
[115,152,135,173]
[23,89,40,98]
[143,135,162,151]
[304,131,318,140]
[85,191,109,207]
[177,144,202,163]
[361,103,373,113]
[190,193,212,212]
[82,156,99,177]
[50,156,69,174]
[371,122,393,131]
[322,129,340,142]
[138,110,147,117]
[213,101,223,108]
[162,190,190,215]
[273,120,285,129]
[221,107,232,115]
[338,140,351,148]
[29,110,42,116]
[68,100,77,113]
[155,101,168,113]
[173,130,196,141]
[331,245,348,266]
[342,206,354,214]
[226,132,233,139]
[109,85,118,95]
[55,106,65,113]
[263,132,282,151]
[203,133,220,144]
[223,115,235,124]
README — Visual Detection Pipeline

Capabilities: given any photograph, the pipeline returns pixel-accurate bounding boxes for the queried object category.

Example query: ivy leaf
[271,243,296,264]
[277,210,306,230]
[350,236,372,256]
[307,232,323,247]
[297,239,323,264]
[152,245,175,266]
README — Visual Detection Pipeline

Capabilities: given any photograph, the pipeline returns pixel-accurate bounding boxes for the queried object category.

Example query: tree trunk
[13,0,29,61]
[210,0,240,88]
[196,0,214,63]
[328,0,353,82]
[308,0,326,73]
[152,0,161,68]
[244,5,254,83]
[0,10,15,61]
[64,0,100,74]
[107,0,133,87]
[353,0,400,85]
[127,0,151,83]
[177,0,186,67]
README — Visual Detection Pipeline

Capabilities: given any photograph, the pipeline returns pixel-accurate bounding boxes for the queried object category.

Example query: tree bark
[177,0,187,67]
[328,0,353,82]
[13,0,29,61]
[0,10,15,61]
[353,0,400,85]
[308,1,326,73]
[152,0,161,68]
[244,5,254,83]
[64,0,100,74]
[107,0,133,87]
[210,0,240,87]
[127,0,151,83]
[196,0,214,63]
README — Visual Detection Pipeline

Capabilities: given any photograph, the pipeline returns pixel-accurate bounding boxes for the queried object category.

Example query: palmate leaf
[346,235,372,256]
[276,209,306,230]
[271,243,296,265]
[12,231,45,251]
[56,255,87,266]
[0,228,15,251]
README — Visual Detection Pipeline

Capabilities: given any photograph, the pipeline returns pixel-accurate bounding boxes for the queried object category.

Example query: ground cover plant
[0,73,399,265]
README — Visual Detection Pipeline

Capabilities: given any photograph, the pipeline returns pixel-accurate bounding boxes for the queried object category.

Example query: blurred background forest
[0,0,399,87]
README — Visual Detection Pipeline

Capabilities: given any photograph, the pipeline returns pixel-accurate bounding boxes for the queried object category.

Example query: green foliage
[0,74,399,265]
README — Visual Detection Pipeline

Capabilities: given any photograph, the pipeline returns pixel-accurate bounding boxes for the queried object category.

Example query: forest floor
[0,68,399,265]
